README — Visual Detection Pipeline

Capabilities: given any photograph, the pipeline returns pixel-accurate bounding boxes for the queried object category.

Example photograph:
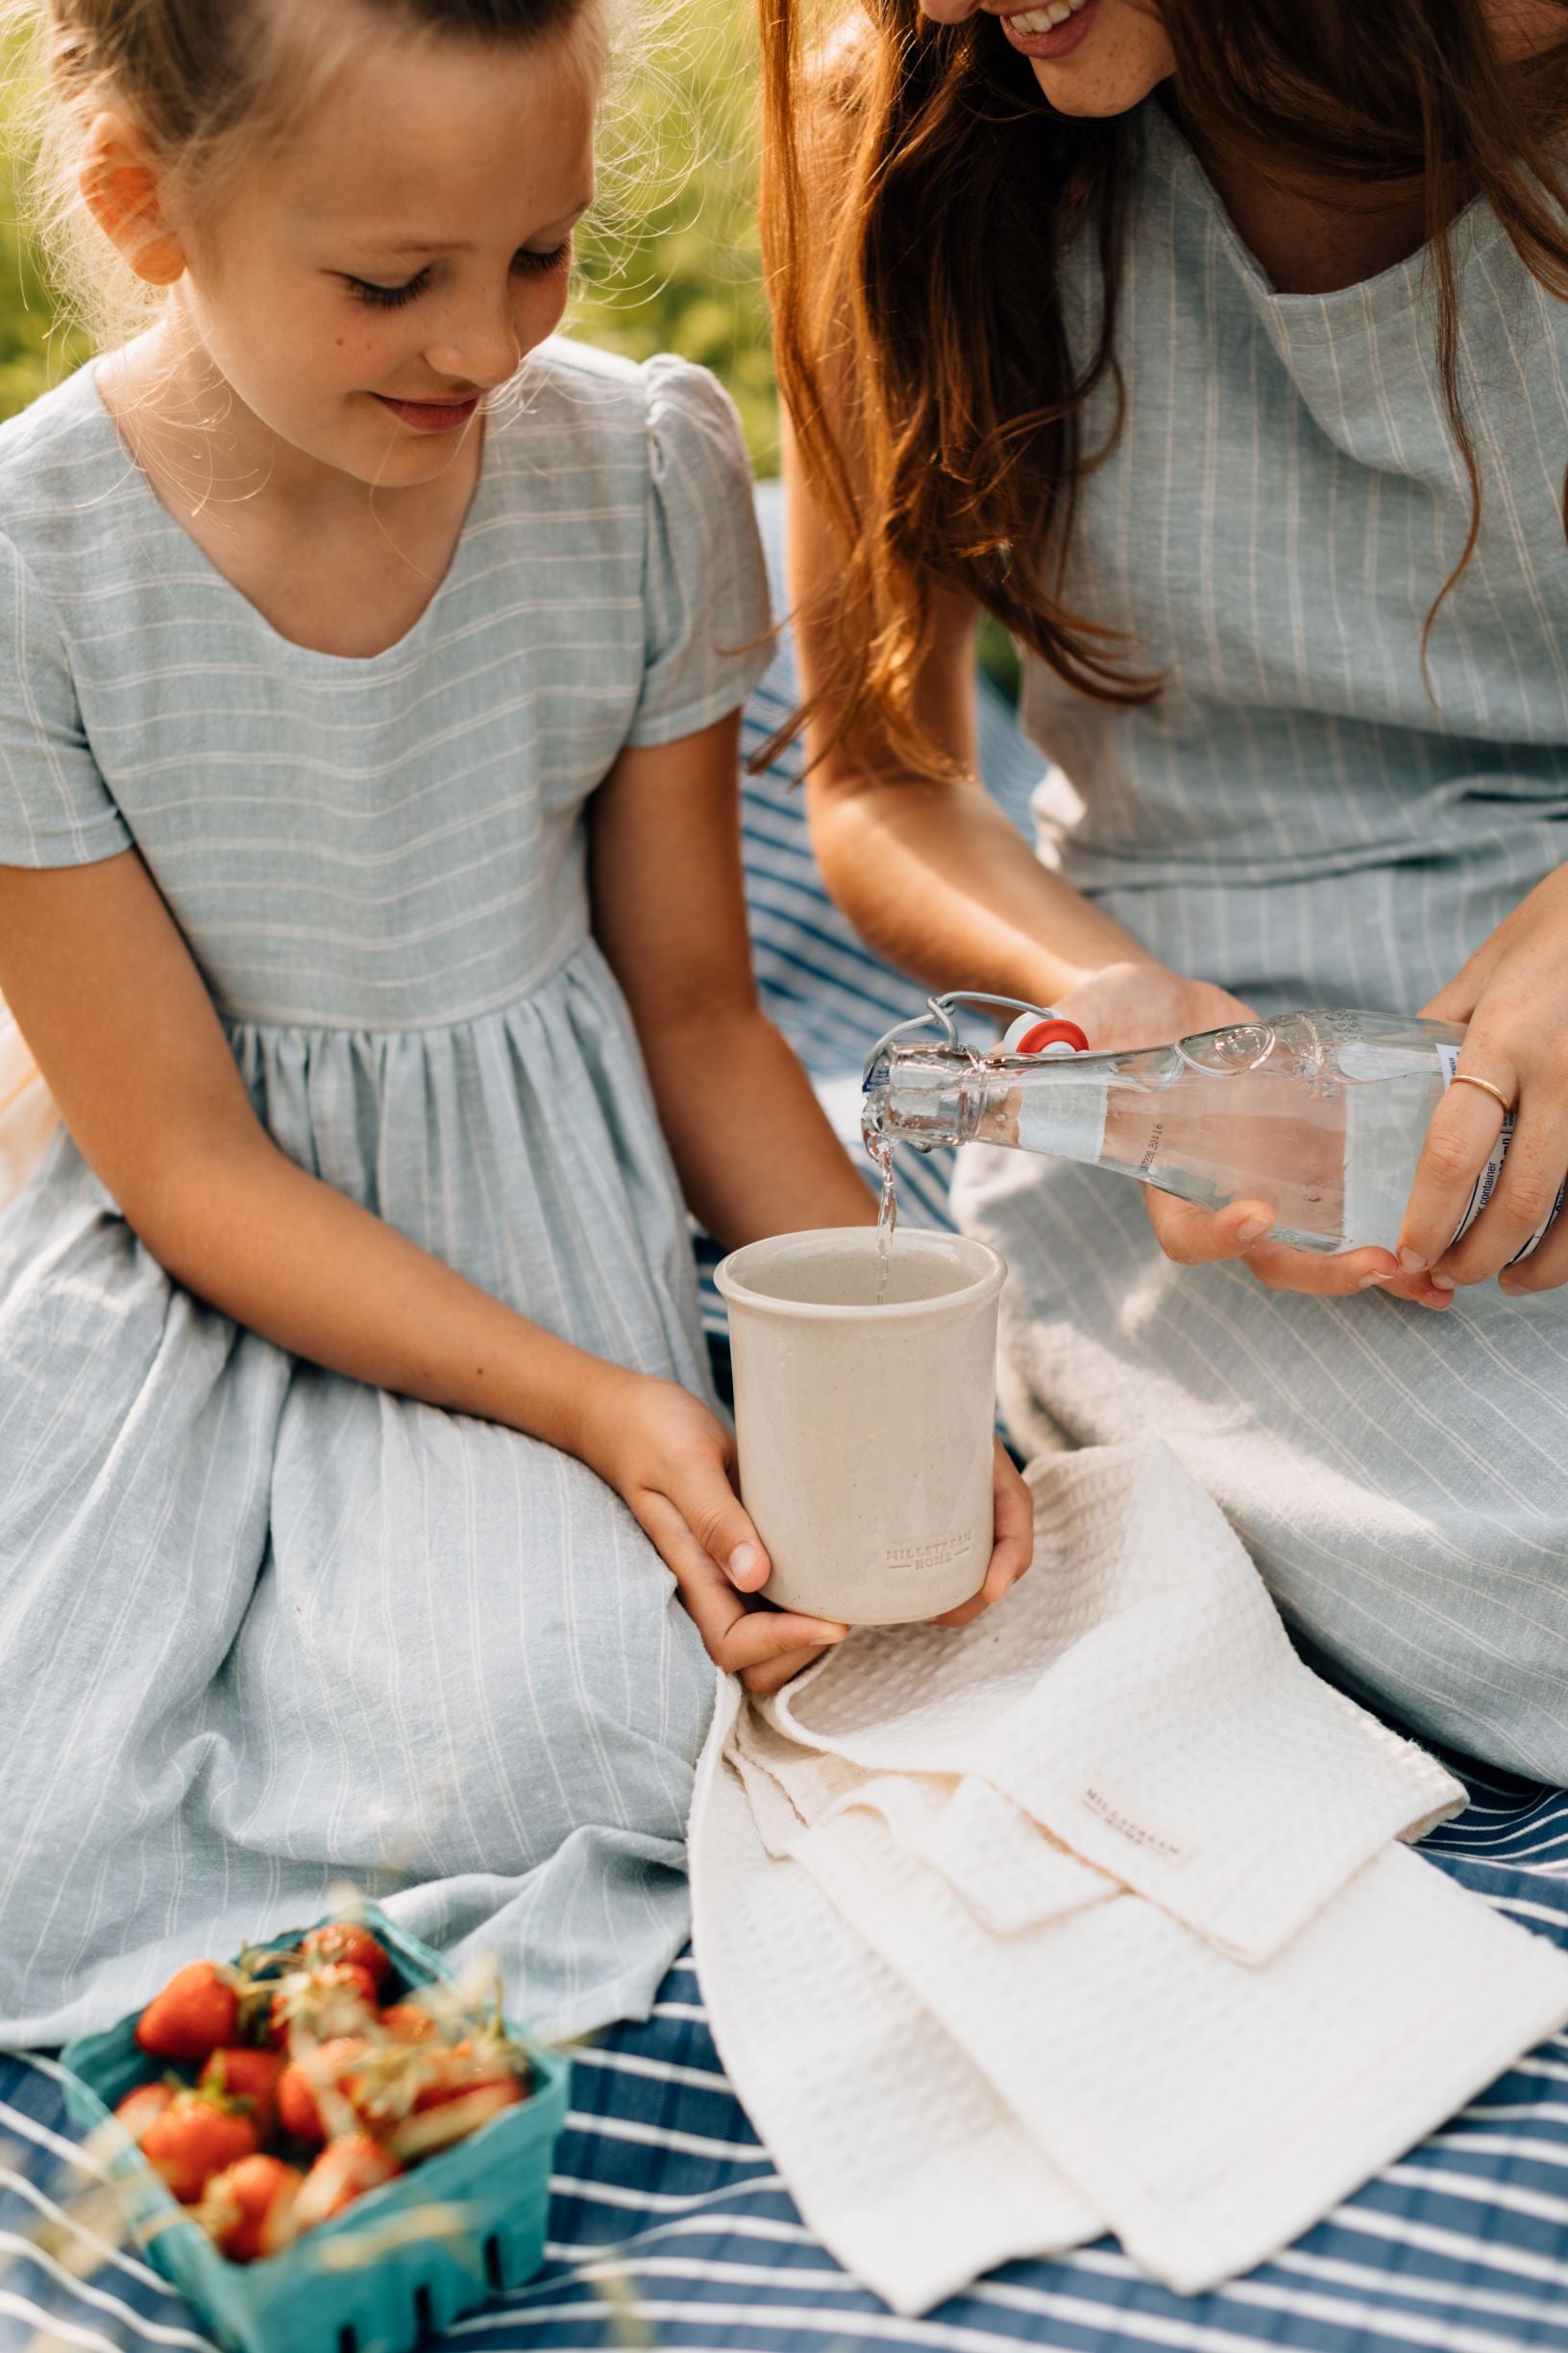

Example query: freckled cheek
[325,324,409,395]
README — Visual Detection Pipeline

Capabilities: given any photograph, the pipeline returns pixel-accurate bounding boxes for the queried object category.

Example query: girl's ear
[78,111,188,287]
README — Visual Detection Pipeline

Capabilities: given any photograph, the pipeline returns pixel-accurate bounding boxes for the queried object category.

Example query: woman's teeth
[1006,0,1088,26]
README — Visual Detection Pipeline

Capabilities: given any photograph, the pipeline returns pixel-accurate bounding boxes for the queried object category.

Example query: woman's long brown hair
[759,0,1568,775]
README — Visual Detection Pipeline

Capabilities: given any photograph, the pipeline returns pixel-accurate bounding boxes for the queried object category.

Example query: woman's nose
[919,0,982,18]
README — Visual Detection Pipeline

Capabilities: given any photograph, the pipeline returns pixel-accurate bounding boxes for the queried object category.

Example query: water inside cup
[731,1231,989,1311]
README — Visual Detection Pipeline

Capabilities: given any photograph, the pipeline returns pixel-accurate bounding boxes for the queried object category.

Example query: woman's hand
[1051,963,1442,1304]
[582,1369,849,1696]
[1400,866,1568,1298]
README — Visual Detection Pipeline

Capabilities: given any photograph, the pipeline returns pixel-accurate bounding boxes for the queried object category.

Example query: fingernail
[729,1544,762,1585]
[1358,1271,1395,1289]
[1237,1214,1271,1244]
[1398,1249,1428,1274]
[1429,1273,1457,1292]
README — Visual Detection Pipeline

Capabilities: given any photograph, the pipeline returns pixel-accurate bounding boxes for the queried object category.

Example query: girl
[0,0,1033,2047]
[766,0,1568,1778]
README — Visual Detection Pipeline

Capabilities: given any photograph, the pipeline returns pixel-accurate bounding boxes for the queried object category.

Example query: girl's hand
[582,1370,849,1696]
[1402,866,1568,1298]
[1051,963,1428,1302]
[928,1439,1036,1628]
[583,1377,1034,1689]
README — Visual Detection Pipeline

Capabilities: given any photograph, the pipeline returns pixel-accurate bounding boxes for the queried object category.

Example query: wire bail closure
[863,992,1086,1080]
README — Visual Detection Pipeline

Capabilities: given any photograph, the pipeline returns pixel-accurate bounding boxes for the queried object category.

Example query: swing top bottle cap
[1002,1013,1090,1057]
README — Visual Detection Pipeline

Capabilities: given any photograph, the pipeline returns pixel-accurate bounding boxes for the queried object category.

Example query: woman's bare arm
[786,415,1156,1006]
[786,423,1414,1301]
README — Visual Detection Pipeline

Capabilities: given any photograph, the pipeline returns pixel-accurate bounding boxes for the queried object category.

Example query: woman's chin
[1030,56,1170,113]
[1025,23,1174,119]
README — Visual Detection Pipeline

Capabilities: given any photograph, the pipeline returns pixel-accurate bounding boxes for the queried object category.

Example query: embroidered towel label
[1080,1781,1191,1866]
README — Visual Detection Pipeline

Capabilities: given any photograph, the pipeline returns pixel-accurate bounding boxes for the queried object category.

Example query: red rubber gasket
[1013,1018,1090,1055]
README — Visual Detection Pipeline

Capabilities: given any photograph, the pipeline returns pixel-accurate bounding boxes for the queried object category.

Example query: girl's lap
[233,1369,713,1874]
[0,1174,712,2047]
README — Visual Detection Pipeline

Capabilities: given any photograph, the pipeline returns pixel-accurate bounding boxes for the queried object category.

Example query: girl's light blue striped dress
[0,341,770,2047]
[956,104,1568,1782]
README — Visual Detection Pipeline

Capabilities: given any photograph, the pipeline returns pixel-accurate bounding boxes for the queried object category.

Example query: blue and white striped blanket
[7,490,1568,2351]
[7,1763,1568,2353]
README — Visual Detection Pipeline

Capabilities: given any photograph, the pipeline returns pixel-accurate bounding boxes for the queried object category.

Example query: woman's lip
[998,0,1103,60]
[372,392,481,434]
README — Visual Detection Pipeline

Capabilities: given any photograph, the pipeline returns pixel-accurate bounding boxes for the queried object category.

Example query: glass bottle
[862,1002,1556,1261]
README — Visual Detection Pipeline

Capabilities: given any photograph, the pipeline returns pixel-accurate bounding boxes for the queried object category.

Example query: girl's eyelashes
[512,240,572,279]
[342,242,571,309]
[345,268,433,310]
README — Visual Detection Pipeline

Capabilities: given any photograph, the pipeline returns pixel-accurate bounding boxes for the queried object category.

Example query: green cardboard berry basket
[60,1903,570,2353]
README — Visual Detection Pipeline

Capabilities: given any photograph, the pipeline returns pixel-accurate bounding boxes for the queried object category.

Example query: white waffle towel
[690,1441,1568,2313]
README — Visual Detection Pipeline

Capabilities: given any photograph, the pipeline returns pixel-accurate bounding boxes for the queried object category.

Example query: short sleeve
[626,357,775,749]
[0,528,132,868]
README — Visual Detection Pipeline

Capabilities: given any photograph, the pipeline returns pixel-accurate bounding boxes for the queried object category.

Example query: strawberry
[268,1962,379,2050]
[381,2037,527,2161]
[200,2153,304,2264]
[379,2000,437,2044]
[299,1924,392,1994]
[412,2033,528,2109]
[276,2032,441,2142]
[113,2081,175,2143]
[388,2076,522,2163]
[275,2036,373,2144]
[135,1962,240,2062]
[199,2047,285,2139]
[140,2090,259,2204]
[294,2134,402,2232]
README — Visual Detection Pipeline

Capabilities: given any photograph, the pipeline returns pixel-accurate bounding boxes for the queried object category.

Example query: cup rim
[713,1225,1006,1322]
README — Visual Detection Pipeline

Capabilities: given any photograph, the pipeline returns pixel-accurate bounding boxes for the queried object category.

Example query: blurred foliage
[0,127,87,418]
[572,0,778,470]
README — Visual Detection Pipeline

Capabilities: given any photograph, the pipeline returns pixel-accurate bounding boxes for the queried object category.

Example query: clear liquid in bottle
[863,1007,1561,1260]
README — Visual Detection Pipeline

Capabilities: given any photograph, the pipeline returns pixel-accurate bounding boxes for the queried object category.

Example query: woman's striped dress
[956,103,1568,1779]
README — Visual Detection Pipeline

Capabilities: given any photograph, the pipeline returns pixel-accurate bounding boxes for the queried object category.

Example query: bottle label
[1435,1042,1564,1263]
[1016,1071,1109,1165]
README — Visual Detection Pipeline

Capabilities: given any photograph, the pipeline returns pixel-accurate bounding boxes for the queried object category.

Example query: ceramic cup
[713,1226,1006,1626]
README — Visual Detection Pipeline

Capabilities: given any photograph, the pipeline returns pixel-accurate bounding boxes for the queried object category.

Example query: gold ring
[1451,1071,1515,1115]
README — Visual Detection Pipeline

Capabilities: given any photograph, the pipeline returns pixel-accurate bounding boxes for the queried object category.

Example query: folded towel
[697,1684,1104,2309]
[762,1443,1463,1963]
[690,1441,1568,2311]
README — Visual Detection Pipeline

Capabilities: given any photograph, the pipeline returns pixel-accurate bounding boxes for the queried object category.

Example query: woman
[765,0,1568,1777]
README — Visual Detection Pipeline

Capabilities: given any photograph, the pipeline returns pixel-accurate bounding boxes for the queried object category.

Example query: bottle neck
[864,1049,979,1150]
[867,1045,1111,1167]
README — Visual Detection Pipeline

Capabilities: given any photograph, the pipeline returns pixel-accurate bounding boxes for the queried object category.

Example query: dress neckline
[86,356,496,674]
[1140,101,1500,348]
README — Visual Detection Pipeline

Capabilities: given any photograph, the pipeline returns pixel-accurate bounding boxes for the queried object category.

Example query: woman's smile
[997,0,1104,59]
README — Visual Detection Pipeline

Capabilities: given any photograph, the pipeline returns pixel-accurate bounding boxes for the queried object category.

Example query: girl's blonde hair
[5,0,603,347]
